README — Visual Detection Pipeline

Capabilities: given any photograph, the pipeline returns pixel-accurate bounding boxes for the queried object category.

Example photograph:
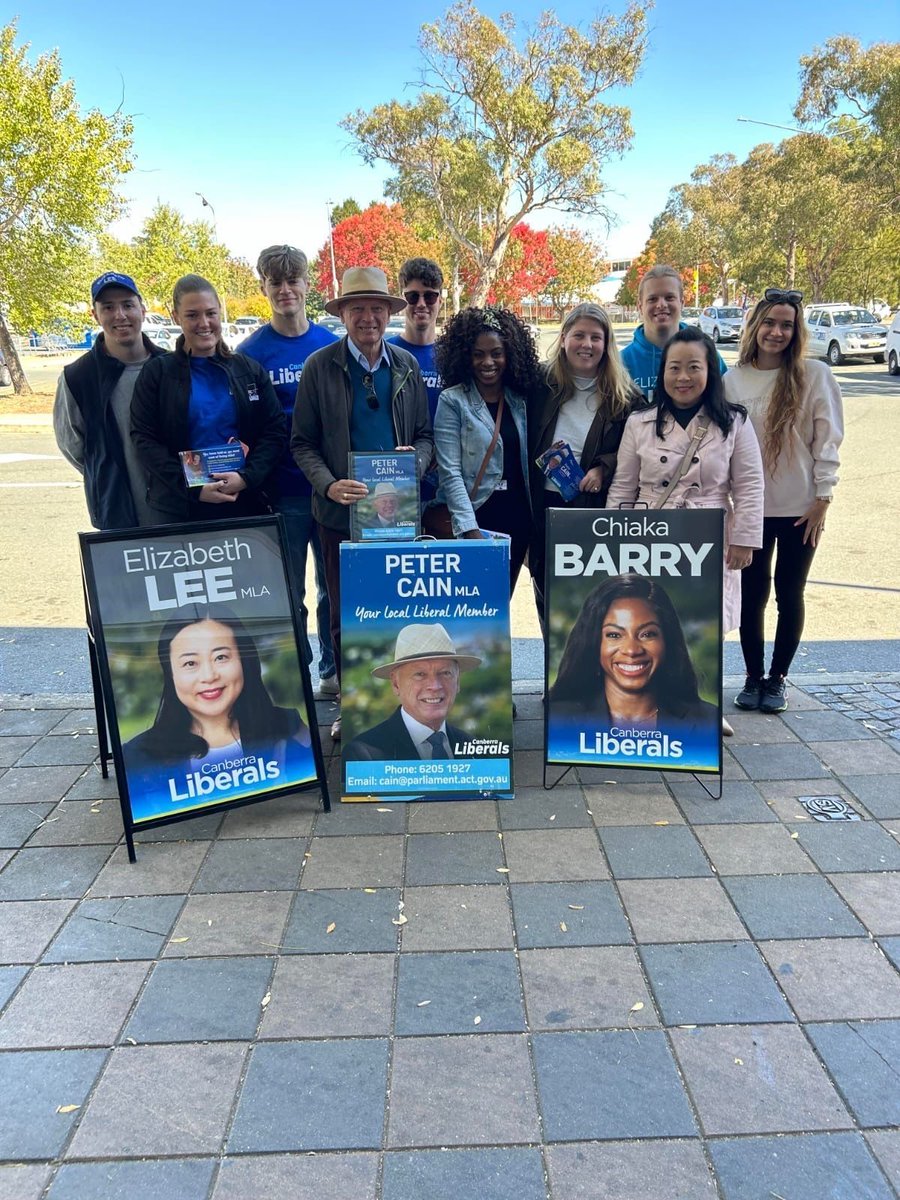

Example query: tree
[664,155,748,303]
[312,203,435,299]
[463,222,553,309]
[0,21,133,392]
[343,1,650,304]
[329,198,363,226]
[543,226,607,319]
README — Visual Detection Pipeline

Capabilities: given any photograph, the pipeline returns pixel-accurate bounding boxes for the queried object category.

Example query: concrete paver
[0,677,899,1198]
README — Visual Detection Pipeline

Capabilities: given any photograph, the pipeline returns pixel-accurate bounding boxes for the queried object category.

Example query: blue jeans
[277,495,335,677]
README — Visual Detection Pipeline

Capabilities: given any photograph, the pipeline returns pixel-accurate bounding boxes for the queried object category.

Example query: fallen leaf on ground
[376,807,392,813]
[56,1104,79,1114]
[392,914,408,926]
[496,867,510,874]
[734,1057,744,1066]
[364,888,377,894]
[417,1000,431,1007]
[473,1015,482,1025]
[629,1002,644,1013]
[654,820,669,826]
[169,937,189,944]
[261,992,271,1008]
[559,921,568,932]
[326,922,336,934]
[568,905,584,911]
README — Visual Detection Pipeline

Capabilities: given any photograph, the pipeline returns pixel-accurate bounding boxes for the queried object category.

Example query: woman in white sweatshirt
[724,288,844,714]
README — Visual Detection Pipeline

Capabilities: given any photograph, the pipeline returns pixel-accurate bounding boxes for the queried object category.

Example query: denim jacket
[433,382,531,536]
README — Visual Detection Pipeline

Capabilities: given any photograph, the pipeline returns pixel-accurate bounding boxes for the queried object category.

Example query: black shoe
[760,675,788,714]
[734,676,763,710]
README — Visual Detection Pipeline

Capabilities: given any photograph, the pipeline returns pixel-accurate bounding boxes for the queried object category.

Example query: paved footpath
[1,673,899,1200]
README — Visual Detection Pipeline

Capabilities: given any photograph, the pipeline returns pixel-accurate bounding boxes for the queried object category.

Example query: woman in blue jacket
[131,274,285,525]
[432,307,542,592]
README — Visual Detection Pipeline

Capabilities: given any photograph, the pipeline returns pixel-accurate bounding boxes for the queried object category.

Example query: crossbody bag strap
[469,394,505,499]
[650,414,710,510]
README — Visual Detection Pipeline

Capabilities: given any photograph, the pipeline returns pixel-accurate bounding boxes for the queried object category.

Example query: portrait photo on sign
[545,508,723,773]
[339,540,513,799]
[82,521,319,825]
[349,451,420,541]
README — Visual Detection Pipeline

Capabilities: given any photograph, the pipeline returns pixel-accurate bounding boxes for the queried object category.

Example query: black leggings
[739,516,818,680]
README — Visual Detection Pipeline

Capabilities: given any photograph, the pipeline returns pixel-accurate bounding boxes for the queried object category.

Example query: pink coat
[606,406,764,632]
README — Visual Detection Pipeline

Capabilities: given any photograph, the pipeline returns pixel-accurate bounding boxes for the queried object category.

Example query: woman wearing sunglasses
[432,307,543,591]
[724,288,844,713]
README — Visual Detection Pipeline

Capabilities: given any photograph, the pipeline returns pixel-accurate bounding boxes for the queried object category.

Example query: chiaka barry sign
[544,508,724,775]
[80,517,325,848]
[339,540,514,800]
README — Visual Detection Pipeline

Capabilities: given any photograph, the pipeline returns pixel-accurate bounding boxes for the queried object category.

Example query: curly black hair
[435,306,543,399]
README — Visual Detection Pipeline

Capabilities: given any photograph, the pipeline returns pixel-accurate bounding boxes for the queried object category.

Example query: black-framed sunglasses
[362,373,380,410]
[404,289,440,306]
[764,288,803,306]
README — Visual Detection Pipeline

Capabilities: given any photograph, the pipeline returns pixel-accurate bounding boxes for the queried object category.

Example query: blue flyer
[179,443,246,487]
[340,540,514,799]
[545,508,724,775]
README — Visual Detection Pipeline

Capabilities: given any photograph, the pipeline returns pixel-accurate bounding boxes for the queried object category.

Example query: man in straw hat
[344,623,482,760]
[291,267,433,740]
[370,480,400,527]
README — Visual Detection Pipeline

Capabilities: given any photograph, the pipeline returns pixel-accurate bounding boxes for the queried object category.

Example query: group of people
[55,252,843,757]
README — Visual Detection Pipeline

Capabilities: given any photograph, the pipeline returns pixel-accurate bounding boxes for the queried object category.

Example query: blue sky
[12,1,891,268]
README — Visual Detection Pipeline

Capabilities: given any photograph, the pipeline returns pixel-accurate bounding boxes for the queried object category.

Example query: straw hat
[324,266,406,316]
[371,623,482,678]
[372,482,399,498]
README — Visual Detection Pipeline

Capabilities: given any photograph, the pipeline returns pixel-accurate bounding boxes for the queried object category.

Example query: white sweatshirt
[723,358,843,517]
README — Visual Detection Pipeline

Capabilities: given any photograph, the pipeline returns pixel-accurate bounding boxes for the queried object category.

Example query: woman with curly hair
[432,306,543,591]
[724,289,843,713]
[530,302,642,624]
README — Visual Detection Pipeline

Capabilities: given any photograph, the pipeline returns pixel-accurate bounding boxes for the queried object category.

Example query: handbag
[650,415,710,510]
[423,396,505,538]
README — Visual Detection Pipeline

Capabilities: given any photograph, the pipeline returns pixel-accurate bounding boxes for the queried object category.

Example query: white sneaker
[722,716,735,737]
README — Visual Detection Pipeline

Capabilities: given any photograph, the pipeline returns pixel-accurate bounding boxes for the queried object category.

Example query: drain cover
[797,795,861,821]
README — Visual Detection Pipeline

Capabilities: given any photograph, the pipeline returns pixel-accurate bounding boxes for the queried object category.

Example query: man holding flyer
[291,267,432,739]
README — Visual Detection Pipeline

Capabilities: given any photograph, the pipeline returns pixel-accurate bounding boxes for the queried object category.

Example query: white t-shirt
[546,378,598,492]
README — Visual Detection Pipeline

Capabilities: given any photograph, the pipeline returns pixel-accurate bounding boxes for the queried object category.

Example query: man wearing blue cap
[54,272,167,529]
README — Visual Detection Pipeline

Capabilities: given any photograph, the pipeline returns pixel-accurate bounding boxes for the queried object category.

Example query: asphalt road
[1,343,897,694]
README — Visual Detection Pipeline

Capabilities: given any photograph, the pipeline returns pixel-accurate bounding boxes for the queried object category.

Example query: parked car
[385,316,407,336]
[805,304,887,366]
[886,311,900,376]
[233,316,262,333]
[681,307,702,327]
[144,327,177,352]
[319,316,347,336]
[699,306,745,343]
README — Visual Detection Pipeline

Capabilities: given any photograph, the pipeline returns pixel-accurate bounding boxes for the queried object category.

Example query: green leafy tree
[544,227,607,319]
[0,21,133,392]
[343,1,650,305]
[329,197,363,226]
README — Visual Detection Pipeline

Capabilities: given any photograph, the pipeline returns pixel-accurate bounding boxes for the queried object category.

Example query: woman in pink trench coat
[607,327,764,635]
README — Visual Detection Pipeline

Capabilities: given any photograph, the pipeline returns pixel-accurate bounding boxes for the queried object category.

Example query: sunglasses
[362,373,380,410]
[764,288,803,306]
[404,289,440,307]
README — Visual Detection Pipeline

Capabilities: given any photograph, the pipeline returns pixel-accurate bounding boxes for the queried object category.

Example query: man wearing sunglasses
[291,266,433,738]
[388,257,444,502]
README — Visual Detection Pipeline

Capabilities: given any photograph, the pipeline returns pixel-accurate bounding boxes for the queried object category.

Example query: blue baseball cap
[91,272,141,303]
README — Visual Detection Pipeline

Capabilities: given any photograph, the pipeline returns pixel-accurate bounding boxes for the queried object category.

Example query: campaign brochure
[544,507,724,775]
[80,518,322,830]
[179,443,246,487]
[349,451,420,541]
[339,539,514,800]
[536,440,585,502]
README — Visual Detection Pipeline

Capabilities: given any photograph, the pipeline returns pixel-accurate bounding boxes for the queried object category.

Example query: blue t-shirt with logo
[387,336,442,424]
[237,321,339,497]
[188,357,238,447]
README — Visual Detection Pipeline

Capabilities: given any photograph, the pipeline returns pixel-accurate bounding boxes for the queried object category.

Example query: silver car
[699,306,745,343]
[805,305,887,366]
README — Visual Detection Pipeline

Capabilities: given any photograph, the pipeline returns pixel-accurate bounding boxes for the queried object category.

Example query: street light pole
[194,192,228,323]
[325,199,339,301]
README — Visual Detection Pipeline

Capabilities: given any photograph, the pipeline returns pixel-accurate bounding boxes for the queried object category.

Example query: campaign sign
[340,540,513,800]
[80,517,326,852]
[545,508,723,775]
[349,451,420,542]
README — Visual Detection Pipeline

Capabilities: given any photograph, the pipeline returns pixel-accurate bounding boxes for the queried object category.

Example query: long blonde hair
[172,274,232,359]
[738,296,808,471]
[545,302,633,419]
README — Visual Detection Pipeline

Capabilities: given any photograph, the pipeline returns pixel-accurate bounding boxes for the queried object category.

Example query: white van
[887,311,900,376]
